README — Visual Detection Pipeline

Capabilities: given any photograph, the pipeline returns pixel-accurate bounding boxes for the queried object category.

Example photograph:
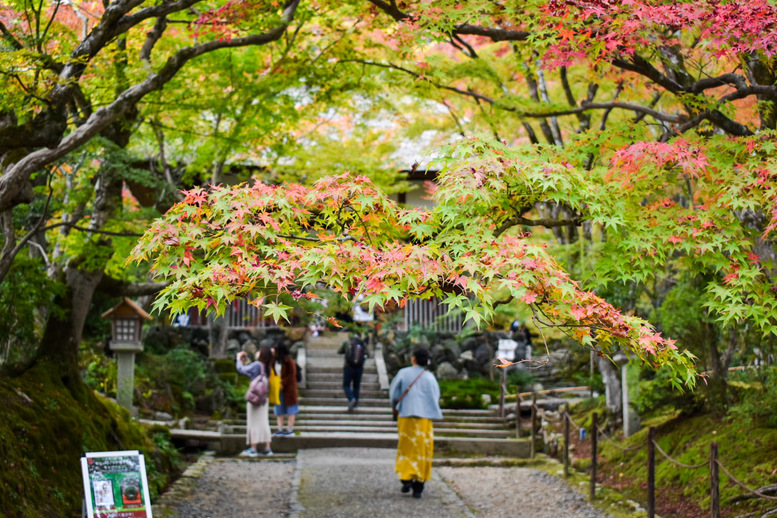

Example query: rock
[625,406,641,436]
[460,338,478,351]
[287,327,307,341]
[384,353,401,376]
[259,337,275,349]
[459,350,474,361]
[226,338,241,355]
[481,394,492,405]
[289,340,305,355]
[430,344,446,365]
[473,343,491,365]
[435,362,459,380]
[242,340,257,357]
[154,411,174,421]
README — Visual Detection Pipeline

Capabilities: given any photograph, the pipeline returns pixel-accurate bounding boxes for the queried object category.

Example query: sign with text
[80,450,153,518]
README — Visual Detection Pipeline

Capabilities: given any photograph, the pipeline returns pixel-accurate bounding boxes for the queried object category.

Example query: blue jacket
[236,359,264,380]
[389,366,443,420]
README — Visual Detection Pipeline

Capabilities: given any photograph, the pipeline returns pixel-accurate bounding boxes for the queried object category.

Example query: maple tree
[0,0,307,374]
[132,0,777,394]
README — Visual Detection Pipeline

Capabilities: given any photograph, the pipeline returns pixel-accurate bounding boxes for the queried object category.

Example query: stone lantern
[102,298,152,414]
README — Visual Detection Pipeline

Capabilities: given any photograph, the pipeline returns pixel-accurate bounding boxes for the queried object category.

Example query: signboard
[497,338,518,361]
[81,450,153,518]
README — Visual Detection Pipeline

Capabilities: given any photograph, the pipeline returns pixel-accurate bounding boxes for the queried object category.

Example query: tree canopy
[2,0,777,389]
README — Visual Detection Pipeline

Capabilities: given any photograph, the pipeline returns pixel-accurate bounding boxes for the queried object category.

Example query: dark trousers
[343,365,364,403]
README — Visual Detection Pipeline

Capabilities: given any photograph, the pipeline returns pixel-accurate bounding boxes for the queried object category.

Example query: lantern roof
[101,297,152,321]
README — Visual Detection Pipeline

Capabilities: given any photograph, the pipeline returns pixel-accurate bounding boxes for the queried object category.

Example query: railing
[510,392,777,517]
[183,299,268,330]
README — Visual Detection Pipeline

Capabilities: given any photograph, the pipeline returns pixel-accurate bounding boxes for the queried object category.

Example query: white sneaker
[239,448,259,457]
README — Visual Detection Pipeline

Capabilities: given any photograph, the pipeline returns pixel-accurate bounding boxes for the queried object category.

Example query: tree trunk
[704,321,729,411]
[36,266,104,379]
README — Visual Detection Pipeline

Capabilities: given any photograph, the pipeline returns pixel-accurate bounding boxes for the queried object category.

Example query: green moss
[580,404,777,517]
[0,362,180,517]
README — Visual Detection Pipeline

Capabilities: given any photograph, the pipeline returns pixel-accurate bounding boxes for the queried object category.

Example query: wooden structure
[402,297,466,333]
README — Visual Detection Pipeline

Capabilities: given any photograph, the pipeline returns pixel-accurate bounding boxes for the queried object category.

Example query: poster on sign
[80,450,153,518]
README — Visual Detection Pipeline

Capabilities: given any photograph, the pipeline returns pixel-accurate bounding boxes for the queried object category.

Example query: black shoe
[411,481,424,498]
[401,480,412,493]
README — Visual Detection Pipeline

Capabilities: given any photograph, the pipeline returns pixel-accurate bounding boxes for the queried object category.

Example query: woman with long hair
[236,346,274,456]
[389,348,442,498]
[272,344,299,436]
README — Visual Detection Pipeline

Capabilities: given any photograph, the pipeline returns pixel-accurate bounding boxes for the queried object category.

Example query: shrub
[438,377,500,409]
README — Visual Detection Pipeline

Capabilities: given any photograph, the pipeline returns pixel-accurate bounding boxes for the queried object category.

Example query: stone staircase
[172,333,532,456]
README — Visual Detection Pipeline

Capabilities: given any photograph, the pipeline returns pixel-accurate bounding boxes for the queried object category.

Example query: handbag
[268,368,281,406]
[392,369,426,421]
[245,363,269,406]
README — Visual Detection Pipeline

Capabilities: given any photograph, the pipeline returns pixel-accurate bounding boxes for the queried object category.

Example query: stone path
[156,448,615,518]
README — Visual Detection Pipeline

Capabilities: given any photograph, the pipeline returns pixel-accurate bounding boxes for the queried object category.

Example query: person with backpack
[236,347,274,456]
[338,335,368,411]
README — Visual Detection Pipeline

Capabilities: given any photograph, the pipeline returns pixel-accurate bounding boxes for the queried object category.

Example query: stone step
[294,413,507,425]
[306,366,378,376]
[299,396,389,407]
[285,418,509,430]
[305,374,378,384]
[225,424,513,438]
[305,334,350,349]
[234,406,504,420]
[292,407,507,420]
[174,430,534,457]
[300,389,387,399]
[305,381,382,391]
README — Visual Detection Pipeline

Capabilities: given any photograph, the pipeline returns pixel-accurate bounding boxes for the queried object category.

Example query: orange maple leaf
[327,316,342,328]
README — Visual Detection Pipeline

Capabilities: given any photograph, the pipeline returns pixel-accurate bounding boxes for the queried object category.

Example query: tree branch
[452,24,529,42]
[140,15,168,62]
[690,73,748,93]
[0,19,295,212]
[494,214,583,237]
[97,276,173,297]
[0,20,24,50]
[612,54,685,94]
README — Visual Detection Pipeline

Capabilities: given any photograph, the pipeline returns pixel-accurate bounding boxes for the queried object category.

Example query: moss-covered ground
[565,402,777,518]
[0,362,181,517]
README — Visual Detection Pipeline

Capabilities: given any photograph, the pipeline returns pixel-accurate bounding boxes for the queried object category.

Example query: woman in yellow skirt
[389,348,442,498]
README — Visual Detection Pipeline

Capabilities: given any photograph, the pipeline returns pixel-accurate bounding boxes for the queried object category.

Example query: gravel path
[437,466,612,518]
[161,456,296,517]
[294,448,472,518]
[156,448,614,518]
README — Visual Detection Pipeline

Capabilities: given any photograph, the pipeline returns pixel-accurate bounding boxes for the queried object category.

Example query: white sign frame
[81,450,153,518]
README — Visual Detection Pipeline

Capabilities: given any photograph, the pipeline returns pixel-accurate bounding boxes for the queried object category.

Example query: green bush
[633,366,701,416]
[439,377,501,409]
[82,351,118,397]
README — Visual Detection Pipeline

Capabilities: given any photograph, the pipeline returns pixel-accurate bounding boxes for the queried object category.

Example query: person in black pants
[338,335,368,411]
